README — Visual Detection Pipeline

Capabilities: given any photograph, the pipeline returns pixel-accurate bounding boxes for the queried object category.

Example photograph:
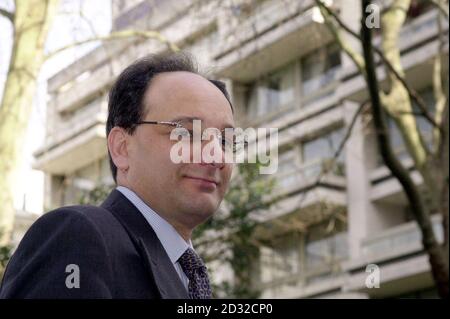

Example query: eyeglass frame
[132,120,247,153]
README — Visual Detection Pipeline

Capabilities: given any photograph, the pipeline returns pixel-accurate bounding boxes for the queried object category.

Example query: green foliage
[78,183,113,206]
[0,230,12,280]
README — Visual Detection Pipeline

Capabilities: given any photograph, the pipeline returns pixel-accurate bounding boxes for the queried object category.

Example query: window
[184,29,218,67]
[301,127,345,178]
[301,43,341,97]
[276,148,299,190]
[305,219,348,276]
[247,65,295,117]
[260,234,300,283]
[406,0,434,21]
[113,1,153,30]
[258,219,348,286]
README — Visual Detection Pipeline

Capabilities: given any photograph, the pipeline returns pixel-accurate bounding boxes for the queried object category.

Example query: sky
[0,0,112,214]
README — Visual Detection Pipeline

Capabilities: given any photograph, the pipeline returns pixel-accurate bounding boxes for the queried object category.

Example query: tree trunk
[0,0,60,245]
[361,0,448,298]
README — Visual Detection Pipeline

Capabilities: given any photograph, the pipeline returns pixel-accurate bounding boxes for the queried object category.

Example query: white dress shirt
[116,186,191,291]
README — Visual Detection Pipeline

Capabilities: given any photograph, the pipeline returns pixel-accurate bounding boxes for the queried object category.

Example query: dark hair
[106,52,233,183]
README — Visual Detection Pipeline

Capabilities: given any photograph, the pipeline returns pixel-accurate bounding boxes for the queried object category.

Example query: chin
[182,196,219,220]
[193,199,218,216]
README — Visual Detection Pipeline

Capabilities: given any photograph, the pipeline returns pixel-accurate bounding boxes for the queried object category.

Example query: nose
[200,131,226,169]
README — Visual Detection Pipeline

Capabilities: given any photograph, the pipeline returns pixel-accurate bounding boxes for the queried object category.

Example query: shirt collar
[116,186,192,264]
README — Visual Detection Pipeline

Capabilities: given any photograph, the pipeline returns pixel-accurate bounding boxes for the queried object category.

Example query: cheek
[131,138,168,173]
[221,165,233,189]
[152,141,183,178]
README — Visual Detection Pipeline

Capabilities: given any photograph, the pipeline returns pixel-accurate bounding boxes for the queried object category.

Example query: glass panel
[260,235,300,283]
[387,119,409,160]
[301,127,345,176]
[407,0,434,20]
[305,220,348,274]
[247,64,295,117]
[276,149,299,189]
[247,83,259,116]
[301,43,341,95]
[184,30,218,67]
[114,1,153,30]
[306,232,348,269]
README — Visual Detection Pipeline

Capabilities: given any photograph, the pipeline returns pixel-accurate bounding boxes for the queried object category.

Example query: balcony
[339,7,449,102]
[274,158,345,195]
[33,98,108,175]
[361,214,443,263]
[302,66,341,106]
[369,157,424,205]
[253,159,346,241]
[54,63,116,113]
[343,214,443,297]
[257,230,349,298]
[53,97,107,143]
[214,0,338,82]
[341,8,447,80]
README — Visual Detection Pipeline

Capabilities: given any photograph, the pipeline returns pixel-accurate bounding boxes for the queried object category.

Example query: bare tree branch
[44,29,179,61]
[77,1,98,39]
[315,0,441,130]
[0,8,14,23]
[315,0,366,74]
[429,0,450,18]
[433,0,448,152]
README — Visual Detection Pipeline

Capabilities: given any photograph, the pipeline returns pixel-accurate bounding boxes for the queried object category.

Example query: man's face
[125,72,234,228]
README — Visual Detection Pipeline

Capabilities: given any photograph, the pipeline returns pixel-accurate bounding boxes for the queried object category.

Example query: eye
[173,127,191,138]
[222,137,236,152]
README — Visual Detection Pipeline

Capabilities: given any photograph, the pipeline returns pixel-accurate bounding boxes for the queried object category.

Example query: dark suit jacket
[0,189,190,299]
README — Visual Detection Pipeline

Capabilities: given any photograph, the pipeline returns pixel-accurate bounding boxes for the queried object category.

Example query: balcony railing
[46,97,107,150]
[274,158,346,194]
[216,0,319,57]
[55,64,113,113]
[361,214,443,260]
[302,66,341,99]
[258,231,348,291]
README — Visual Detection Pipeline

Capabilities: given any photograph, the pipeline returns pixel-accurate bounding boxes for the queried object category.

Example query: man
[0,52,235,298]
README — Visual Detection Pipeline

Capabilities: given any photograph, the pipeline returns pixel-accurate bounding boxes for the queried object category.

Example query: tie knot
[178,248,206,277]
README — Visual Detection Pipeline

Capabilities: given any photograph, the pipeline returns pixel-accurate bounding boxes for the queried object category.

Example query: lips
[184,175,219,186]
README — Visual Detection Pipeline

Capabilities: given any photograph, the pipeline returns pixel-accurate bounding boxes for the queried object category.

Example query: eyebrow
[170,115,202,123]
[169,115,235,129]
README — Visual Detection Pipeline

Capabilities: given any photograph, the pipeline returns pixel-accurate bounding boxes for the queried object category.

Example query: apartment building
[33,0,448,298]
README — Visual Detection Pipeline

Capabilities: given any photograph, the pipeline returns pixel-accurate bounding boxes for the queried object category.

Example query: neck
[168,220,193,243]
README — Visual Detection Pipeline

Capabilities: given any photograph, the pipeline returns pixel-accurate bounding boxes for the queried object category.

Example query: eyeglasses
[133,119,247,153]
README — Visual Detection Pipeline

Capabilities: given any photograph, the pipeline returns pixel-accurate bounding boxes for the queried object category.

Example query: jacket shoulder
[0,205,115,298]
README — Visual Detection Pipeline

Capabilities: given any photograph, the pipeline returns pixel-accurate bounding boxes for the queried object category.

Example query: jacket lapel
[101,189,189,299]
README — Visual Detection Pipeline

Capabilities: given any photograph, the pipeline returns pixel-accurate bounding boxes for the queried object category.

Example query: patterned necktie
[178,248,212,299]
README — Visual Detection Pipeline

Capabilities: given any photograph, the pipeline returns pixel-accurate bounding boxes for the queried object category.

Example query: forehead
[143,71,234,127]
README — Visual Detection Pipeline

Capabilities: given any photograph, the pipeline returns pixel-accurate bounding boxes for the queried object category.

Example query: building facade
[33,0,448,298]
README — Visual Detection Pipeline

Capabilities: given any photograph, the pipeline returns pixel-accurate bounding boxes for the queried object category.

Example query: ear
[108,127,130,172]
